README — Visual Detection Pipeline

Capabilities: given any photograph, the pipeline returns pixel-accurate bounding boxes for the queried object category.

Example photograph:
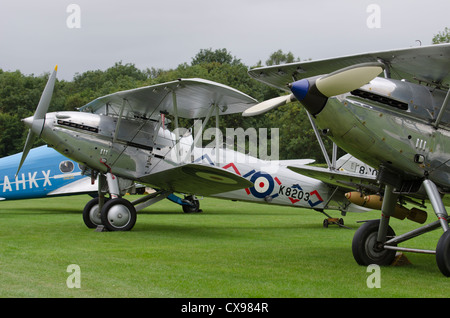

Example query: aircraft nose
[22,114,49,135]
[289,79,310,102]
[289,78,328,116]
[23,116,34,129]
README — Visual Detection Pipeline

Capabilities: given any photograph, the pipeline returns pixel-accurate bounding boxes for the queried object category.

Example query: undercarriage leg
[98,173,107,209]
[106,172,120,199]
[377,184,398,243]
[423,179,449,232]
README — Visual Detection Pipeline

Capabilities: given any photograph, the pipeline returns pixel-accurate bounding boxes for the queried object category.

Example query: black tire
[436,230,450,277]
[100,198,137,231]
[182,196,201,213]
[82,197,106,229]
[352,220,397,266]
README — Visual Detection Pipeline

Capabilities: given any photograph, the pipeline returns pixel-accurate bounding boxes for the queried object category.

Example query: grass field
[0,194,448,298]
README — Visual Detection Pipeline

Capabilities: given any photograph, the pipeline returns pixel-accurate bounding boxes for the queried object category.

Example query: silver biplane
[244,43,450,276]
[17,69,368,233]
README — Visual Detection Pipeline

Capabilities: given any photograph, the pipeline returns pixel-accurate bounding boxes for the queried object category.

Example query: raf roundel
[249,172,274,199]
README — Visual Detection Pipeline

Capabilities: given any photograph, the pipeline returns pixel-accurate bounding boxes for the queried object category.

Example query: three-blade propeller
[16,65,58,176]
[243,62,384,117]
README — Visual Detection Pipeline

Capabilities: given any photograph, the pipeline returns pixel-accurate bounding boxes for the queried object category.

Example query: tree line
[1,27,448,161]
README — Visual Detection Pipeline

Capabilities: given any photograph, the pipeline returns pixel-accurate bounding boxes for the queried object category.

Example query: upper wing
[139,163,253,196]
[248,44,450,91]
[79,78,257,119]
[287,165,379,192]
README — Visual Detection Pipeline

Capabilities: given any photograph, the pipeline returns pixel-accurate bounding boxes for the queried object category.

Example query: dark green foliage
[432,27,450,44]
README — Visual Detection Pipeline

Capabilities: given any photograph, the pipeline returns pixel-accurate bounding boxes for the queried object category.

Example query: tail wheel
[436,230,450,277]
[352,220,397,266]
[100,198,137,231]
[182,196,201,213]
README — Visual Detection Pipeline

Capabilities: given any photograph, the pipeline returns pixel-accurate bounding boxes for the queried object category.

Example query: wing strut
[113,99,127,143]
[191,105,215,156]
[306,111,338,170]
[377,58,391,79]
[434,88,450,129]
[172,90,180,162]
[215,104,221,164]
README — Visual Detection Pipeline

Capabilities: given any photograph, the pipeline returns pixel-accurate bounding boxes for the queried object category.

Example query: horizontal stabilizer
[140,163,253,196]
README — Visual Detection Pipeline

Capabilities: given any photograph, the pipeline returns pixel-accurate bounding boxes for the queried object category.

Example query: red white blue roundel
[249,172,274,198]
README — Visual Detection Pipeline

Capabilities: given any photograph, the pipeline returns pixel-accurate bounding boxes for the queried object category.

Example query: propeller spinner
[243,62,384,117]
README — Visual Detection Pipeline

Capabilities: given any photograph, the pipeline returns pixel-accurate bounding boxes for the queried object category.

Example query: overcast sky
[0,0,448,81]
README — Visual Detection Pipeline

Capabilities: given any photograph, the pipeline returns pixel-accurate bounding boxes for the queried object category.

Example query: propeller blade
[34,65,58,121]
[16,129,37,177]
[16,65,58,176]
[242,94,295,117]
[315,63,385,97]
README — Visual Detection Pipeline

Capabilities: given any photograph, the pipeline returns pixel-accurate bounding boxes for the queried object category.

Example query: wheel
[436,230,450,277]
[100,198,137,231]
[323,219,329,228]
[82,197,107,229]
[352,220,397,266]
[182,196,201,213]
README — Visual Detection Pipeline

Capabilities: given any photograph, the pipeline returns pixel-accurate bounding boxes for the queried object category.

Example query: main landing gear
[82,172,202,231]
[352,181,450,277]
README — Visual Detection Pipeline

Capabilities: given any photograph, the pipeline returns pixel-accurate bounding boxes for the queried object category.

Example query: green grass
[0,194,448,298]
